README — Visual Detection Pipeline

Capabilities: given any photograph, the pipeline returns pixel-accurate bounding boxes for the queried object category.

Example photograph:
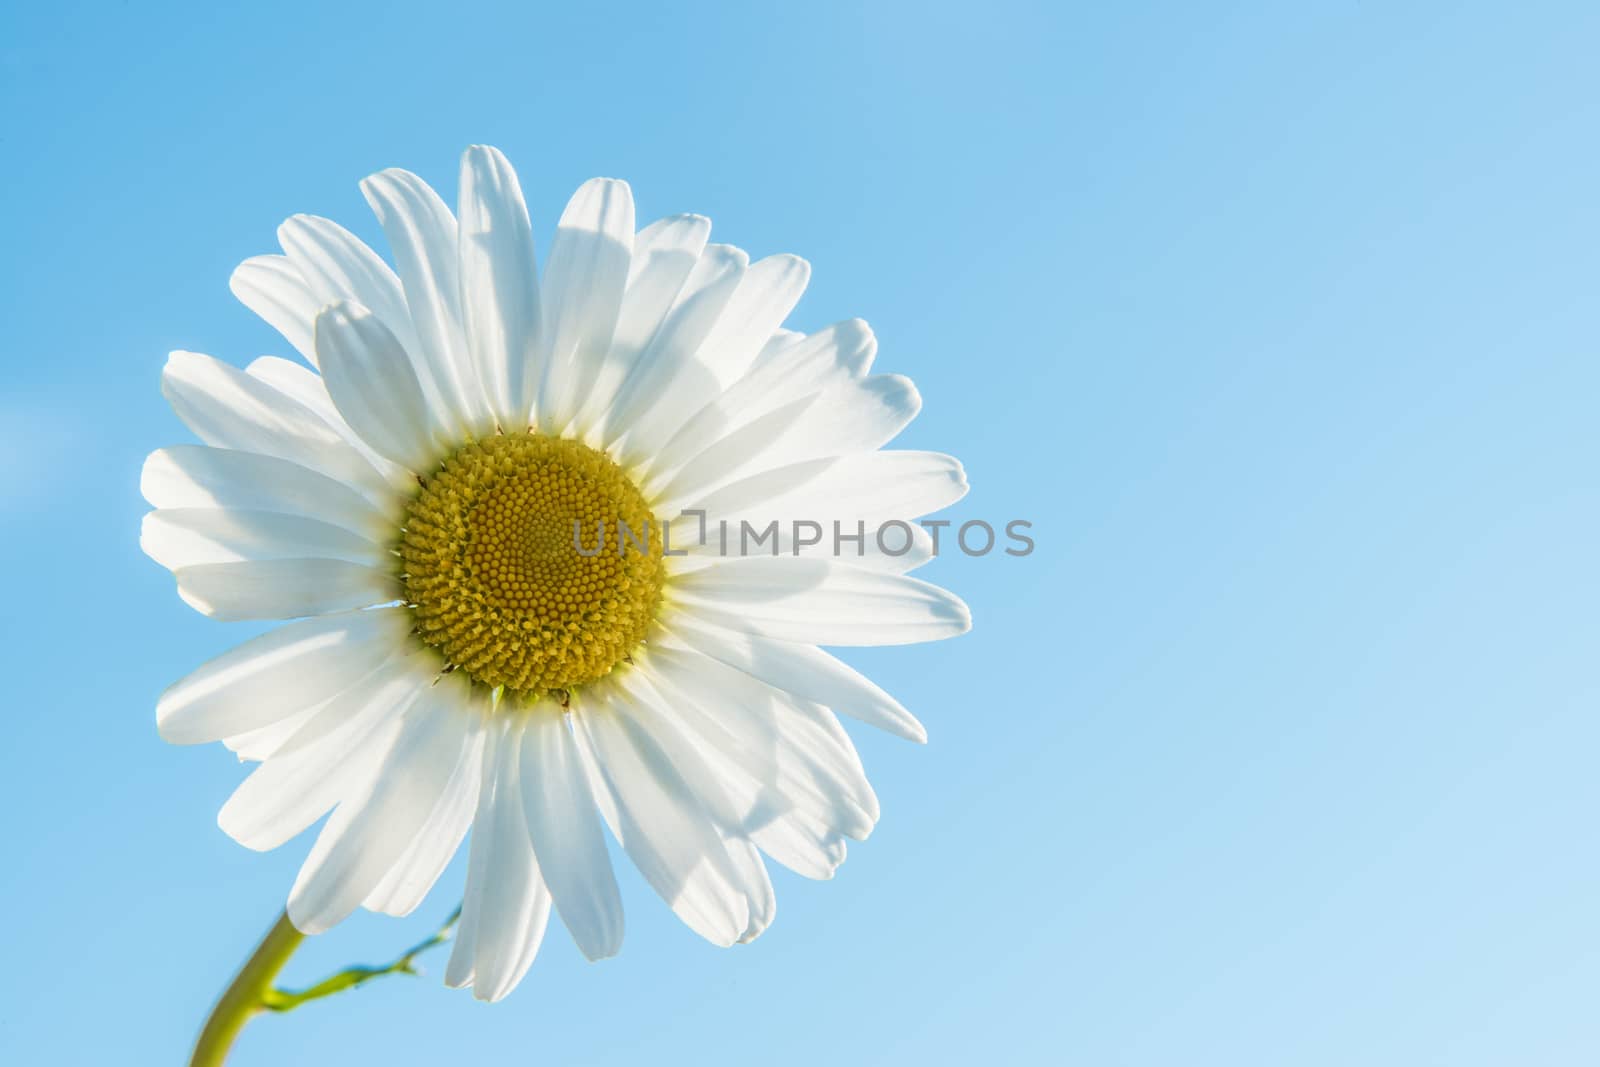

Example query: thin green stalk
[188,912,305,1067]
[187,906,461,1066]
[262,907,461,1012]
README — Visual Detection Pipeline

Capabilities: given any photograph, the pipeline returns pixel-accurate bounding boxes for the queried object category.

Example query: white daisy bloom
[144,145,970,1002]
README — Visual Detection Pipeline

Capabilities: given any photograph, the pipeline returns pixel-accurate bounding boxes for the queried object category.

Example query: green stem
[187,906,462,1066]
[188,911,305,1067]
[262,907,462,1012]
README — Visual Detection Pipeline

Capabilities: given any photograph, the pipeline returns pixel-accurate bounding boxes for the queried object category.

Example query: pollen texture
[400,433,664,695]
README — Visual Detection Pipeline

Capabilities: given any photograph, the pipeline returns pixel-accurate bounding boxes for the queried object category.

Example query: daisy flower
[144,145,970,1002]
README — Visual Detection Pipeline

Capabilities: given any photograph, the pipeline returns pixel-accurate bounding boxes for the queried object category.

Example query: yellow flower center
[399,432,664,697]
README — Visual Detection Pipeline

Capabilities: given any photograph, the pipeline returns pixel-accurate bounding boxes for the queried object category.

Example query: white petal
[141,446,395,539]
[615,685,848,881]
[631,647,877,838]
[604,243,746,461]
[537,178,634,435]
[457,145,541,427]
[519,711,623,961]
[740,803,847,881]
[668,515,935,575]
[649,319,877,485]
[851,524,940,573]
[782,373,922,457]
[669,450,964,573]
[663,457,836,523]
[753,328,807,365]
[277,214,418,354]
[314,302,440,471]
[735,837,776,942]
[573,683,760,947]
[672,558,970,646]
[693,253,810,384]
[769,517,939,574]
[626,215,711,289]
[218,650,437,849]
[642,697,847,881]
[602,672,778,941]
[782,450,966,522]
[242,356,334,417]
[287,673,478,934]
[142,508,386,570]
[446,715,552,1001]
[361,167,489,436]
[229,255,318,364]
[668,374,921,505]
[700,450,965,531]
[161,350,395,499]
[221,704,324,763]
[571,214,710,445]
[173,558,398,621]
[667,616,927,742]
[157,608,411,744]
[242,357,413,497]
[364,684,488,916]
[647,394,818,505]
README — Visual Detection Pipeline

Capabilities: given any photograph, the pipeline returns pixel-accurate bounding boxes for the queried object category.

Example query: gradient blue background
[3,1,1597,1063]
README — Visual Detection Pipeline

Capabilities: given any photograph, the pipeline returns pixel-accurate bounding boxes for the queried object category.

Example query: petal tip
[137,451,167,507]
[284,900,329,937]
[947,596,973,636]
[580,944,622,964]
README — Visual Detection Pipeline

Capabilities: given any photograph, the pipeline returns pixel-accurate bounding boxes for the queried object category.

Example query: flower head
[144,145,969,1001]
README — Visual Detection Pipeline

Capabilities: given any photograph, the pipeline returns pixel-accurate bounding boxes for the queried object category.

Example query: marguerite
[144,145,970,1002]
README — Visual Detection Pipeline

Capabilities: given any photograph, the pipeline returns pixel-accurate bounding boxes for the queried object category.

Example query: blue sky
[3,1,1598,1063]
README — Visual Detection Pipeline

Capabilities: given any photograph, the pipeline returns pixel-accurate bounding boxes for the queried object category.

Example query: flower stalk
[188,907,460,1066]
[188,911,304,1067]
